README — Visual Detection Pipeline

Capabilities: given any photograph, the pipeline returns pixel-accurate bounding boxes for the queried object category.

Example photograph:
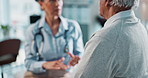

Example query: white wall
[0,0,10,25]
[0,0,1,25]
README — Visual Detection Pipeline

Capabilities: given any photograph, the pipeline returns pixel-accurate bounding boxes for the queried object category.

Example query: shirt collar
[38,14,45,28]
[104,10,137,28]
[60,16,68,30]
[57,16,69,37]
[38,15,69,37]
[38,15,68,31]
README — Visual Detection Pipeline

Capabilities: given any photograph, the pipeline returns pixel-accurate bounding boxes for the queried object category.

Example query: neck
[45,14,61,36]
[106,6,131,19]
[45,14,60,27]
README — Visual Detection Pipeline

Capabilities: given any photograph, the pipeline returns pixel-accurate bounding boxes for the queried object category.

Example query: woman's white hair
[110,0,139,8]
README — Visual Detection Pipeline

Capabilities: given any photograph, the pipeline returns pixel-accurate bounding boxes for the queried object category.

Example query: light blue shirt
[25,16,84,73]
[74,10,148,78]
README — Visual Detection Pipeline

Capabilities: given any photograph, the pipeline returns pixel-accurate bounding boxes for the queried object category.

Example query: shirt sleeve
[24,25,46,74]
[72,21,84,57]
[75,36,119,78]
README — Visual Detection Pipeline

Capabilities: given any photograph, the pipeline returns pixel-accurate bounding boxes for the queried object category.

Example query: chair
[0,39,21,78]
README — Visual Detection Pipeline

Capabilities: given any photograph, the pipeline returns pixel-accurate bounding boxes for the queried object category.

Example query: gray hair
[110,0,139,8]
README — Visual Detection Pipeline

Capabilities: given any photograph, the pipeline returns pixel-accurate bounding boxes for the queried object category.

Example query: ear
[38,1,45,10]
[105,0,112,7]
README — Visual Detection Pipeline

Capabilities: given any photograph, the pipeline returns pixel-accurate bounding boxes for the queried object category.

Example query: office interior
[0,0,148,78]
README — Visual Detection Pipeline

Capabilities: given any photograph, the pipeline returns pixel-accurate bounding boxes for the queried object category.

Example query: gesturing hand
[67,52,80,66]
[42,57,70,70]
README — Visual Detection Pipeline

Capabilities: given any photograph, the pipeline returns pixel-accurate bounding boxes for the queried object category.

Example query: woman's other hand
[42,57,70,70]
[67,52,80,66]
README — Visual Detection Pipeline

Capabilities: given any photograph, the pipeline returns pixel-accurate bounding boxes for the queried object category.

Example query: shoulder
[27,20,40,34]
[63,17,78,24]
[62,17,82,39]
[92,19,125,45]
[62,17,80,29]
[62,17,81,32]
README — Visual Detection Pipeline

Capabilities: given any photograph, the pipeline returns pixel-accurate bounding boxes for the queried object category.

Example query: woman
[24,0,84,77]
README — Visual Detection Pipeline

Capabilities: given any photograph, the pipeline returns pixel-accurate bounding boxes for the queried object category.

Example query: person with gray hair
[74,0,148,78]
[110,0,139,8]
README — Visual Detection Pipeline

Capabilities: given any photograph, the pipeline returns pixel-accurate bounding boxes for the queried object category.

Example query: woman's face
[40,0,63,17]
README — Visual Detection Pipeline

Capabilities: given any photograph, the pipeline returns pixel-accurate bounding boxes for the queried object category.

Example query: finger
[45,63,61,70]
[60,64,70,70]
[70,62,77,66]
[53,63,66,70]
[69,60,74,66]
[71,56,80,63]
[53,63,60,67]
[50,66,61,70]
[57,62,70,70]
[69,59,79,66]
[62,65,70,70]
[75,56,80,60]
[67,52,75,58]
[57,57,65,63]
[56,58,70,70]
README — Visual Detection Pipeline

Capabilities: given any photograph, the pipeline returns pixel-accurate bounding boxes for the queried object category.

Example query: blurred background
[0,0,148,78]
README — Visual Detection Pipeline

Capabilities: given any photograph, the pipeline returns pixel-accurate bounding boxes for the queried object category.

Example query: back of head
[109,0,139,8]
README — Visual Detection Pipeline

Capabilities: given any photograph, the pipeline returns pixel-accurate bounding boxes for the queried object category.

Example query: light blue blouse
[25,16,84,73]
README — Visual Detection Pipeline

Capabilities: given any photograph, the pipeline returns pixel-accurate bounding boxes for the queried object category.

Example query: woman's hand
[42,57,70,70]
[67,52,80,66]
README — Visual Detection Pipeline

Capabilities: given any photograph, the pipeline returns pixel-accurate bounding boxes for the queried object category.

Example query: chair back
[0,39,21,65]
